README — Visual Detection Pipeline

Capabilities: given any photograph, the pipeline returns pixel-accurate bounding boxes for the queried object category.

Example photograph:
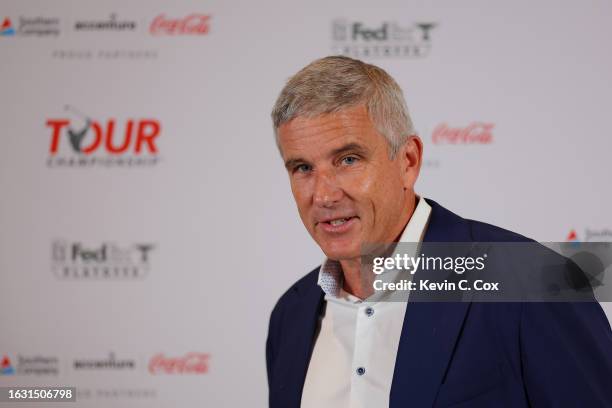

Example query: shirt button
[365,307,374,317]
[356,367,366,376]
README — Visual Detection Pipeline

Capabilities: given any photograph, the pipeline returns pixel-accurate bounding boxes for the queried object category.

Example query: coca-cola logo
[148,353,210,375]
[432,122,494,145]
[150,14,210,35]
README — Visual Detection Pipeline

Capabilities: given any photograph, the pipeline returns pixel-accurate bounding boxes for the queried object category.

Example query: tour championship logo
[148,352,210,375]
[150,13,211,35]
[431,122,494,145]
[332,19,436,58]
[46,105,161,167]
[0,16,59,36]
[51,240,155,280]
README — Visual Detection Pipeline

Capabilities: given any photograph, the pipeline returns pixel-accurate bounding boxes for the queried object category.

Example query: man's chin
[320,246,361,263]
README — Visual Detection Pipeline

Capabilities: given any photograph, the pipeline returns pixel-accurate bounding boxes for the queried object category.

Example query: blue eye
[295,164,312,173]
[342,156,358,165]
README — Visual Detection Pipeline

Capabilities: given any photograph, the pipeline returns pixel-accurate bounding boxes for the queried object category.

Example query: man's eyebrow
[284,143,369,170]
[329,142,368,158]
[284,157,307,170]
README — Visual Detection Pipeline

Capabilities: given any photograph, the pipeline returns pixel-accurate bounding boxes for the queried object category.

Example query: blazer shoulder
[424,198,534,243]
[466,218,535,243]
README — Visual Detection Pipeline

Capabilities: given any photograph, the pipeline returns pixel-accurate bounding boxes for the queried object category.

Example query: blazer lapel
[273,276,324,408]
[390,199,473,407]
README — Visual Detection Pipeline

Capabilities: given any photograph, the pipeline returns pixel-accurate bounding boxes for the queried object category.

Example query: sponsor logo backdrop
[1,0,611,406]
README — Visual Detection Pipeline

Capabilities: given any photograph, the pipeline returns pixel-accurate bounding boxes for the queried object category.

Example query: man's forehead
[278,106,380,156]
[280,105,372,133]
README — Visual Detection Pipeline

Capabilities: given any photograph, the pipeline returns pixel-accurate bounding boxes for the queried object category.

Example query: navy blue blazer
[266,199,612,407]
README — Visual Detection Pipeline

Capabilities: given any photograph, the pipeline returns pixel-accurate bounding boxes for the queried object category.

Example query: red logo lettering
[432,122,494,145]
[150,14,210,35]
[46,118,160,155]
[148,353,210,375]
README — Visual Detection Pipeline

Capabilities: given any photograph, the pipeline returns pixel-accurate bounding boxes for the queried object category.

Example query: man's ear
[400,135,423,190]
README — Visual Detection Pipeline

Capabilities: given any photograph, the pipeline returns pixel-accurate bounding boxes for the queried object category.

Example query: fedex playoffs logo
[46,105,161,168]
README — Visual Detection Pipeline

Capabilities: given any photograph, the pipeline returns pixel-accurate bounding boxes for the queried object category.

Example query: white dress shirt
[301,197,432,408]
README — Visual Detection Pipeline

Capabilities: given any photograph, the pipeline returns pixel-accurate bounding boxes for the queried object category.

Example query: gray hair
[271,55,415,156]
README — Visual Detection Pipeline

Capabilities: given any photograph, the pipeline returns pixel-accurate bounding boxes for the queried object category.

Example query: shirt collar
[318,196,432,298]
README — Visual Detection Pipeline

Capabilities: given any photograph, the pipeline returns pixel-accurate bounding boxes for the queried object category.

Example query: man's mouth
[328,217,353,226]
[317,216,358,233]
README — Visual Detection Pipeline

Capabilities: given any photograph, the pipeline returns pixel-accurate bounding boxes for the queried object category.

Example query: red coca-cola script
[148,352,210,374]
[150,14,211,35]
[432,122,494,144]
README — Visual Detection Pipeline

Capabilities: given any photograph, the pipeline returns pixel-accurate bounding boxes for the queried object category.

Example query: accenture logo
[46,105,161,168]
[150,13,211,35]
[432,122,494,145]
[332,19,436,58]
[74,13,137,32]
[74,353,135,371]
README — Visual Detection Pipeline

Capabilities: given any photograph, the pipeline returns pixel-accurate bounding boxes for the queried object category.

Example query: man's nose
[312,170,343,207]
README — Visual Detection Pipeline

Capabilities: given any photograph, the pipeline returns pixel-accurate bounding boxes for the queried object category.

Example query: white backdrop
[1,0,611,406]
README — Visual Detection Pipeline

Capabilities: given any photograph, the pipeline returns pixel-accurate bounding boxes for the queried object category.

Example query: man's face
[278,105,421,261]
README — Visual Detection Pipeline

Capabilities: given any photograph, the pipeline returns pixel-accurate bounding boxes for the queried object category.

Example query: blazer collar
[272,271,324,408]
[390,198,473,407]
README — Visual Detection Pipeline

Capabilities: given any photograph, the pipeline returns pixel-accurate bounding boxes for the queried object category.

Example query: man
[266,56,612,407]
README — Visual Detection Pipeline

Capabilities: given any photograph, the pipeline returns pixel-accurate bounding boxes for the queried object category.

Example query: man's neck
[339,258,371,299]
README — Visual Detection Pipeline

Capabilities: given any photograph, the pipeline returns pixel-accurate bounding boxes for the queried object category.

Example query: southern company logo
[561,230,612,290]
[46,105,161,167]
[1,18,15,36]
[0,355,59,375]
[0,16,59,36]
[567,228,612,243]
[332,19,436,58]
[52,240,155,280]
[1,356,15,375]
